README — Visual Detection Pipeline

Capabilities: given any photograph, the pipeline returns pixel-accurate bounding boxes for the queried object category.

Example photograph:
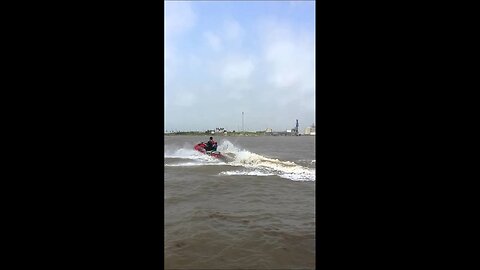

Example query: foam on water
[219,170,276,177]
[165,162,226,167]
[165,140,315,181]
[164,147,218,162]
[227,150,315,181]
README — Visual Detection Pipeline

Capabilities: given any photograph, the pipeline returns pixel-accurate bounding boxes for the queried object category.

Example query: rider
[206,137,217,151]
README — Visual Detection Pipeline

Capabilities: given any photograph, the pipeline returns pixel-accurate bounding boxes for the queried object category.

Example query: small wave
[279,172,315,181]
[164,148,216,162]
[166,162,226,167]
[229,151,315,181]
[164,148,199,158]
[219,170,275,177]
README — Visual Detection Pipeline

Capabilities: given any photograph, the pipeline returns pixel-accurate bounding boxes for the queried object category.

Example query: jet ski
[194,142,234,162]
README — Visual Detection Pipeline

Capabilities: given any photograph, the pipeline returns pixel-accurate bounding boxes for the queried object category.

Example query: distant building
[304,127,311,135]
[304,123,316,135]
[265,128,272,133]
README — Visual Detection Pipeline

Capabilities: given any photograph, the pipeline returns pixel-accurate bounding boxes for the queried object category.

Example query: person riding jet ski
[205,137,217,151]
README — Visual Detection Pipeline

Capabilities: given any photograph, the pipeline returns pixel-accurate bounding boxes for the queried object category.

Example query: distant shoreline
[164,132,314,137]
[165,133,264,136]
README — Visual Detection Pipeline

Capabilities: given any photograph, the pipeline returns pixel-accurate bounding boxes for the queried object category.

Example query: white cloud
[165,5,315,132]
[203,19,243,52]
[165,1,196,39]
[223,19,244,42]
[187,54,202,69]
[259,18,315,93]
[165,1,196,83]
[221,56,255,82]
[204,31,222,51]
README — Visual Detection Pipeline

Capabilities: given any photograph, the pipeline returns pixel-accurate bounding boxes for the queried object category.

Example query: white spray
[165,140,315,181]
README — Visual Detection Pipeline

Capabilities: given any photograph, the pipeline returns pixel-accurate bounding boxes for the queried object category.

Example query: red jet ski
[194,142,232,161]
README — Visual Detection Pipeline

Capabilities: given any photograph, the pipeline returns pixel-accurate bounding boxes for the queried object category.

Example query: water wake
[165,140,315,181]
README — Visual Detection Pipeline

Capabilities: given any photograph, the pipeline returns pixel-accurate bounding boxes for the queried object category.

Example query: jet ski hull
[194,143,232,162]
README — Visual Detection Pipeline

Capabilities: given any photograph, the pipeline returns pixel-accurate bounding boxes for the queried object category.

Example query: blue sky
[165,1,315,132]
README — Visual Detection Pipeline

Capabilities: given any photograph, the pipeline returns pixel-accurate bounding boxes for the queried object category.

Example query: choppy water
[165,135,315,269]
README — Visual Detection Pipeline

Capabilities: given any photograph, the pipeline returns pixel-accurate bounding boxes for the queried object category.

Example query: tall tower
[295,119,299,136]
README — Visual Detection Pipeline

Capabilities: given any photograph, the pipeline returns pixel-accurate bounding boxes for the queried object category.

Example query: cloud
[223,19,244,42]
[165,1,197,80]
[165,1,196,40]
[221,56,255,82]
[204,31,222,51]
[165,4,315,132]
[203,18,244,52]
[259,18,315,93]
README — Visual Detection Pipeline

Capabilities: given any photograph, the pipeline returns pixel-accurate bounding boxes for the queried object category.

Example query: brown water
[164,135,315,269]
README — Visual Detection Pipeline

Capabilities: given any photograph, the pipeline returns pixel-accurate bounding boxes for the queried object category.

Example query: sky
[165,1,315,132]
